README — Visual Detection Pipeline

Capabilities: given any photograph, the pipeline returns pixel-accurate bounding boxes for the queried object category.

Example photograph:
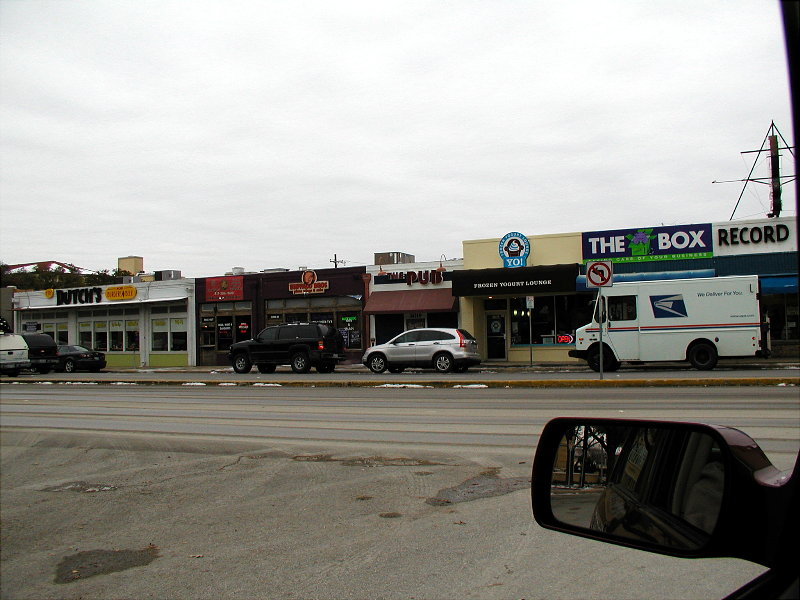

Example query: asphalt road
[1,383,798,600]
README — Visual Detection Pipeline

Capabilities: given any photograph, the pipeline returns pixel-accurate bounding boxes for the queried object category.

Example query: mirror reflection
[550,424,725,551]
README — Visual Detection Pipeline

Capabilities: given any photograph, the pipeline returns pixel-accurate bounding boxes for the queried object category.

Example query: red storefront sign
[205,276,244,301]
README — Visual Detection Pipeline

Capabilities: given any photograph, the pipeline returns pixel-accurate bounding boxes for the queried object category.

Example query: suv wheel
[433,352,453,373]
[368,354,387,374]
[232,353,253,374]
[256,363,276,374]
[290,353,311,374]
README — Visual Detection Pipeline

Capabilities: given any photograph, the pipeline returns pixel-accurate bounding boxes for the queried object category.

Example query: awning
[575,270,716,292]
[363,288,457,314]
[15,297,189,310]
[760,275,798,294]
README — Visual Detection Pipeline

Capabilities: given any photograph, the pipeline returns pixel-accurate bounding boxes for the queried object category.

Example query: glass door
[486,313,506,359]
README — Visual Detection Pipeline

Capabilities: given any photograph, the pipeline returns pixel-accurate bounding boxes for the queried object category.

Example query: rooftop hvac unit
[154,270,182,281]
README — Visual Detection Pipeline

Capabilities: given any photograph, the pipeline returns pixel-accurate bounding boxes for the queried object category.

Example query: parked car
[0,317,30,377]
[228,322,345,374]
[21,333,59,374]
[55,345,106,373]
[362,328,481,374]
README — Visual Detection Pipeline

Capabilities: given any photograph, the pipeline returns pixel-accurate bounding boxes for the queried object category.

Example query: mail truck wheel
[688,342,717,370]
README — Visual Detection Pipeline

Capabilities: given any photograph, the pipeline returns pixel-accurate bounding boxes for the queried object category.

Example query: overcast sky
[0,0,795,278]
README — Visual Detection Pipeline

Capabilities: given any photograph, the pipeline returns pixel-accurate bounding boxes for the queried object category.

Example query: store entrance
[486,313,506,359]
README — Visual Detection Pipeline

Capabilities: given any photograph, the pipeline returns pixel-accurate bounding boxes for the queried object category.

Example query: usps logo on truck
[650,295,689,318]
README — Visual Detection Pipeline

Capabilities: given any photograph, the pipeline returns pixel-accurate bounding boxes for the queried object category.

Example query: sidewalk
[108,356,799,374]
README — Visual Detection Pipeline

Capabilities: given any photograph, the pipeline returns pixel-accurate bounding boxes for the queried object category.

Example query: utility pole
[330,254,346,269]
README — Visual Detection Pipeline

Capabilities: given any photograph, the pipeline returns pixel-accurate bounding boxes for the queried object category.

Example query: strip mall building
[9,216,797,367]
[454,216,797,362]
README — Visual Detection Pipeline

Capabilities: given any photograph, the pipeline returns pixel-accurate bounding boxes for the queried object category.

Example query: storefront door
[486,313,506,359]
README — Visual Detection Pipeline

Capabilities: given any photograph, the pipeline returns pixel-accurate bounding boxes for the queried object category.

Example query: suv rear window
[418,330,455,341]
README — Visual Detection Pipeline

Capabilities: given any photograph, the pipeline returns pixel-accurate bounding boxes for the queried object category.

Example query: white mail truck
[568,275,770,371]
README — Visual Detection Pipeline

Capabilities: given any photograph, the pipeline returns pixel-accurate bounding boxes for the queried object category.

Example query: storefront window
[79,322,92,348]
[262,297,363,349]
[171,318,188,351]
[337,311,360,349]
[201,316,216,346]
[216,316,234,350]
[509,295,594,345]
[126,321,139,351]
[152,318,169,351]
[235,315,252,342]
[57,324,68,344]
[109,320,124,351]
[761,293,799,342]
[94,321,108,351]
[199,303,252,353]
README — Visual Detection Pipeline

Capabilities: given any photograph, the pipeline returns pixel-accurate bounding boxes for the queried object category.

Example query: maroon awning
[363,288,457,314]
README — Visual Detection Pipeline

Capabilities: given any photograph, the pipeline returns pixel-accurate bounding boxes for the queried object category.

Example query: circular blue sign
[498,232,531,268]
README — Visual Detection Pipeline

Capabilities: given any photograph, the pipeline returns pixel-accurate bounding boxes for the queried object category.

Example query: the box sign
[205,276,244,301]
[105,286,138,301]
[713,218,796,256]
[582,224,713,263]
[499,232,531,268]
[289,270,330,295]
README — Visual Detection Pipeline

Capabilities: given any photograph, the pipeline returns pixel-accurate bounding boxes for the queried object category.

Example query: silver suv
[362,328,481,374]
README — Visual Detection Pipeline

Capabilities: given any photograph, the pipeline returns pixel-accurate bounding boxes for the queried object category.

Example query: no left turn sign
[586,261,613,287]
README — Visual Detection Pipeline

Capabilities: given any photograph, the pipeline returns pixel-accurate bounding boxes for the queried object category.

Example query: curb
[4,377,798,388]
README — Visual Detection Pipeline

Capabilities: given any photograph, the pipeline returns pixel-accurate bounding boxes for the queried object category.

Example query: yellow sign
[44,289,55,299]
[105,286,138,301]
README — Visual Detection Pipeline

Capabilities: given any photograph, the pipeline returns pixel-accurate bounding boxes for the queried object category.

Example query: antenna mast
[713,121,795,220]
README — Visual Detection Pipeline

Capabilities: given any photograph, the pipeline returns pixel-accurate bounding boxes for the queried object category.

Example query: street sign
[586,261,613,287]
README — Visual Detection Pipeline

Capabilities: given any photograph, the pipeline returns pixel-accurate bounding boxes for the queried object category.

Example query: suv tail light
[457,330,467,348]
[318,340,325,351]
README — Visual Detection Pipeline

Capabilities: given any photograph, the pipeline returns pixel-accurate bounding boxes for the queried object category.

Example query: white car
[362,328,481,374]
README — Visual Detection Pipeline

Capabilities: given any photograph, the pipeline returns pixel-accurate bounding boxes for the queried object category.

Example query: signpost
[585,261,613,380]
[526,296,535,365]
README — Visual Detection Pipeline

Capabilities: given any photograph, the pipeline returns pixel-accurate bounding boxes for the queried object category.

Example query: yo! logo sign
[499,232,531,268]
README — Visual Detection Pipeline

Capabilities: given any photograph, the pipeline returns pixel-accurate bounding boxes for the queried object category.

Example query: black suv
[228,323,345,374]
[22,333,60,374]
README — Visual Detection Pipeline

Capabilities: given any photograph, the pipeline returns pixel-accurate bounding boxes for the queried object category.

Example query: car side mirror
[531,418,795,569]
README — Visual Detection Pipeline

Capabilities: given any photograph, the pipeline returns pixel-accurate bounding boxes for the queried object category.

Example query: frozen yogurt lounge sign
[582,223,713,263]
